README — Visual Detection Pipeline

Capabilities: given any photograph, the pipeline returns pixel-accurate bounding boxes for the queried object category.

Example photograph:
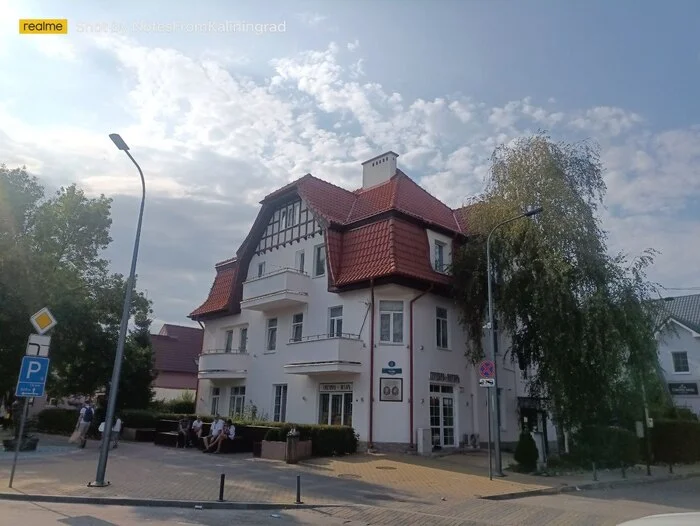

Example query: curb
[481,471,700,501]
[0,492,337,510]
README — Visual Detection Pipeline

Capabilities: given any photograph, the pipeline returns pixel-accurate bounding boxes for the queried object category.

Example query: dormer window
[434,241,446,272]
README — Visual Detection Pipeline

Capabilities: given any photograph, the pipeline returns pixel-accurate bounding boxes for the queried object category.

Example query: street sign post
[30,307,57,335]
[25,334,51,357]
[478,359,496,479]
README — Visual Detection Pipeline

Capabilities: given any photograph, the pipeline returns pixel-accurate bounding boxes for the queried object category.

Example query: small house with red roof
[189,152,527,452]
[151,323,203,401]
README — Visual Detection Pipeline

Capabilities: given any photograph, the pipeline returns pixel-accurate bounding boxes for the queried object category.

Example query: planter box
[122,427,156,442]
[261,440,312,461]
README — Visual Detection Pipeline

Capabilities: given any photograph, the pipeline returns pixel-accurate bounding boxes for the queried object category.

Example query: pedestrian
[98,414,122,449]
[75,399,94,448]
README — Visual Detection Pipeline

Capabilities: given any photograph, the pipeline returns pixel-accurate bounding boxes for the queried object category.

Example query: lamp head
[109,133,130,151]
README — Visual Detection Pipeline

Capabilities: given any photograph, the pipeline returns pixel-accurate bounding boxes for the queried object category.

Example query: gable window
[314,244,326,277]
[434,241,446,272]
[210,387,220,415]
[239,327,248,352]
[436,307,449,349]
[329,306,343,337]
[229,386,245,418]
[672,351,690,373]
[266,318,278,351]
[380,301,404,343]
[295,250,305,273]
[257,261,266,277]
[273,384,288,422]
[224,330,234,352]
[291,313,303,342]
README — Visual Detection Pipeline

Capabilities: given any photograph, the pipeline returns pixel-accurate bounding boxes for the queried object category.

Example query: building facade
[656,294,700,415]
[152,324,203,402]
[190,152,527,451]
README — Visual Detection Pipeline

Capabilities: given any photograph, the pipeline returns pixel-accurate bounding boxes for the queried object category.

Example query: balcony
[198,348,251,380]
[240,268,310,311]
[284,333,364,375]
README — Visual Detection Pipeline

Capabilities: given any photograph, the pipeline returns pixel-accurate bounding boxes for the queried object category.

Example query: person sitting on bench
[190,416,203,445]
[204,419,235,454]
[176,416,190,448]
[202,415,224,450]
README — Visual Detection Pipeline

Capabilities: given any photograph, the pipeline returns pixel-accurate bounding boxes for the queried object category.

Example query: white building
[189,152,533,452]
[656,294,700,415]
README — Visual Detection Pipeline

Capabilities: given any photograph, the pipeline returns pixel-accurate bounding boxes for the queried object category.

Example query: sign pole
[8,398,30,488]
[487,389,492,481]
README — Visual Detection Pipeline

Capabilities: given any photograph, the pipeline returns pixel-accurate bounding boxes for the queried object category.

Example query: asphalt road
[3,477,700,525]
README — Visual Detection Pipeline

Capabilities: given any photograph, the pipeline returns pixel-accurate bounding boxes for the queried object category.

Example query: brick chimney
[361,151,398,189]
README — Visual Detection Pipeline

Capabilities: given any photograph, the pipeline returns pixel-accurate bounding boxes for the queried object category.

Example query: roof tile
[152,324,203,375]
[189,260,238,318]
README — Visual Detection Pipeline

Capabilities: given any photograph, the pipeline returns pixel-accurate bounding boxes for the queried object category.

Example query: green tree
[0,165,155,407]
[452,134,663,433]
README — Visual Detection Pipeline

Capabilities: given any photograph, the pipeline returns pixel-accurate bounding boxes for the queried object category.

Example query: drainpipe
[369,279,375,449]
[409,285,434,448]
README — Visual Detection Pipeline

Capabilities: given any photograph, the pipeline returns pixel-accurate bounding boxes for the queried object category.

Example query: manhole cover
[338,473,362,479]
[375,466,396,470]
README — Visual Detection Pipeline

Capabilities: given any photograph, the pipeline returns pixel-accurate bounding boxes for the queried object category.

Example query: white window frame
[434,241,446,272]
[314,244,326,277]
[273,384,288,422]
[281,209,288,229]
[291,313,303,342]
[672,351,690,374]
[224,329,234,352]
[239,327,248,352]
[295,249,305,273]
[379,300,404,344]
[266,318,278,351]
[329,306,343,337]
[211,387,220,415]
[257,261,266,277]
[436,307,449,349]
[229,386,246,418]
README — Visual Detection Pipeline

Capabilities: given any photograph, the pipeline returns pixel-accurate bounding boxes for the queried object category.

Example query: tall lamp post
[486,206,543,477]
[90,134,146,487]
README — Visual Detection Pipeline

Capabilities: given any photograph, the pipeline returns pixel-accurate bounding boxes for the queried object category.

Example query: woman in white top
[98,416,122,449]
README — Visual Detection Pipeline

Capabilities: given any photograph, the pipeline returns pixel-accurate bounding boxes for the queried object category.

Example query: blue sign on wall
[15,356,50,398]
[382,361,402,375]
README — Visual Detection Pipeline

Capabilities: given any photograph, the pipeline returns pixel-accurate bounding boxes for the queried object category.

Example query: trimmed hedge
[36,408,79,435]
[572,425,640,468]
[262,423,358,457]
[651,419,700,465]
[514,432,539,472]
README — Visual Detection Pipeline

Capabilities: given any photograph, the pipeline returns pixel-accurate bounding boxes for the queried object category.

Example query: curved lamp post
[90,134,146,487]
[486,206,543,477]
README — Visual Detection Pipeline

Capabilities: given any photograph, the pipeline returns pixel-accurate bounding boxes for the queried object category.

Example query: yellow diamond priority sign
[30,307,57,335]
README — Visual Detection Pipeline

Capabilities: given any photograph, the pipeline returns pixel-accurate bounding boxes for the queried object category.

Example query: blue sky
[1,0,699,326]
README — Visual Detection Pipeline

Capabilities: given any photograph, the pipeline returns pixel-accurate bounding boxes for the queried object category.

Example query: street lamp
[90,134,146,487]
[486,206,543,477]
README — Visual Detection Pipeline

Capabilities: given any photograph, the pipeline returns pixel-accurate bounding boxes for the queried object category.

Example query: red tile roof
[152,323,203,376]
[190,165,468,319]
[189,258,238,318]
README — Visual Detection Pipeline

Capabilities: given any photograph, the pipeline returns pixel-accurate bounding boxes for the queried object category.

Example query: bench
[155,420,211,448]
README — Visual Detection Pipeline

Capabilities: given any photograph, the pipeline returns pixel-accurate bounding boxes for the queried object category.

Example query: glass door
[319,392,353,426]
[429,384,455,447]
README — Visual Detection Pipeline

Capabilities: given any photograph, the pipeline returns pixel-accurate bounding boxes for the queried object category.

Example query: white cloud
[1,34,698,324]
[296,12,327,27]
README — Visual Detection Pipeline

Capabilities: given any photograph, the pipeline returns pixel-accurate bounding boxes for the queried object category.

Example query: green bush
[36,408,79,435]
[260,423,358,456]
[651,419,700,465]
[513,432,539,472]
[120,409,159,429]
[572,425,640,468]
[164,399,195,414]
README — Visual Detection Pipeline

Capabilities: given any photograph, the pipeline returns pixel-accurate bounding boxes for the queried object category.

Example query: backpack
[83,407,94,423]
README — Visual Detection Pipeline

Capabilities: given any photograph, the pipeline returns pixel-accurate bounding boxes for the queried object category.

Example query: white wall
[657,321,700,415]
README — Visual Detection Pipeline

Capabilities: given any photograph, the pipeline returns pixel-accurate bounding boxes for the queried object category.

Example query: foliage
[155,391,196,414]
[36,408,80,435]
[261,423,359,456]
[513,431,539,472]
[451,134,663,432]
[0,165,155,405]
[570,425,641,468]
[651,419,700,465]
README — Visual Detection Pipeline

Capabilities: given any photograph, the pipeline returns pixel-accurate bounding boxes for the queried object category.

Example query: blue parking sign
[15,356,50,398]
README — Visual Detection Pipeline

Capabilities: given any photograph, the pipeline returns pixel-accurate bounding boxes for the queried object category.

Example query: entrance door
[429,384,455,447]
[319,392,353,426]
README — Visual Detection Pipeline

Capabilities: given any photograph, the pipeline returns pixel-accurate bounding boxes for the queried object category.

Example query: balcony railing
[241,268,310,311]
[198,348,251,380]
[288,333,361,344]
[201,348,248,355]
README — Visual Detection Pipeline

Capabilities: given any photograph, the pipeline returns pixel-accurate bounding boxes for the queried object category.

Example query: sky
[1,0,699,330]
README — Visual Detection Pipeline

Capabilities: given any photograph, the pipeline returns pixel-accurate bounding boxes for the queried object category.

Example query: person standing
[75,400,94,448]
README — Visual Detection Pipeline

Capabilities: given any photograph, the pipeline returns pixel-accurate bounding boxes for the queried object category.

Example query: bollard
[296,474,303,504]
[218,473,225,502]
